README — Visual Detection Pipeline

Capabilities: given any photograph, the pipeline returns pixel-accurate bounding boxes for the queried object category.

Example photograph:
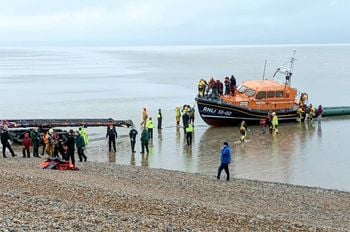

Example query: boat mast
[262,59,267,80]
[286,49,296,86]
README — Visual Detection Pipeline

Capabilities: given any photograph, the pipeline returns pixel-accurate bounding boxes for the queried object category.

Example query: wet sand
[0,158,349,231]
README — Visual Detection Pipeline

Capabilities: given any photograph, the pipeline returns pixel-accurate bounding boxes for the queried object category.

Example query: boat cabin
[221,80,298,111]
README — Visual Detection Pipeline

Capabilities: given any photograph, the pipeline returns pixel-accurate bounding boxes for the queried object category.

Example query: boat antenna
[262,59,267,80]
[272,50,296,86]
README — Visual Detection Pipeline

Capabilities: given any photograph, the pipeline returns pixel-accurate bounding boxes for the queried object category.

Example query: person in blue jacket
[217,141,231,181]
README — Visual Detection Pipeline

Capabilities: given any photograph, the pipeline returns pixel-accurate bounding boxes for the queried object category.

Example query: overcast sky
[0,0,349,46]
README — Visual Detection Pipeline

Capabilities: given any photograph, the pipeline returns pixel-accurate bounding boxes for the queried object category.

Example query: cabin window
[256,91,266,99]
[245,88,256,97]
[237,85,247,93]
[276,91,283,98]
[267,91,275,98]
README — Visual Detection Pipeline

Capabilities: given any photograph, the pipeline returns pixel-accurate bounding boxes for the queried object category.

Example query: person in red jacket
[22,132,32,158]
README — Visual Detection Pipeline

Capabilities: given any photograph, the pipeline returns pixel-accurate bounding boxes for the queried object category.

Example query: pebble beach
[0,158,349,231]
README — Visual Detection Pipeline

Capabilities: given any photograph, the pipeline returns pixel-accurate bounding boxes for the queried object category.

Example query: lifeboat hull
[196,97,298,126]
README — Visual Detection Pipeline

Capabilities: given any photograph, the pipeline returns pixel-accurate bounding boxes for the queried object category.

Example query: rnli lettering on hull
[202,107,232,116]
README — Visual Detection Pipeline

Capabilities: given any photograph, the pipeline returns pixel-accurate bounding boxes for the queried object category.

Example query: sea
[1,44,350,191]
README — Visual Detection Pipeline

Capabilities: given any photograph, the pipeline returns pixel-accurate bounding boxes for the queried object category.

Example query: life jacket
[185,123,193,133]
[175,108,181,117]
[39,157,78,171]
[44,133,49,144]
[142,111,148,121]
[272,115,279,126]
[297,107,304,115]
[79,128,89,145]
[240,125,246,134]
[146,120,154,129]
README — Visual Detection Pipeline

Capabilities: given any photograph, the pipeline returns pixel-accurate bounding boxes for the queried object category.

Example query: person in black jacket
[230,75,236,96]
[64,129,75,167]
[129,127,138,153]
[106,125,118,152]
[1,126,16,158]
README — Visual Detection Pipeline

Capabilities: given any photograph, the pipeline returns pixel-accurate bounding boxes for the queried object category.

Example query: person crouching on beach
[217,142,231,181]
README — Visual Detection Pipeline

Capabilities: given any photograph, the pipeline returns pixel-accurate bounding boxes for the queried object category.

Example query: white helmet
[48,129,54,134]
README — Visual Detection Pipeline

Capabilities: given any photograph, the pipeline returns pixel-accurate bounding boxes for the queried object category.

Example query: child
[22,133,32,158]
[259,118,267,134]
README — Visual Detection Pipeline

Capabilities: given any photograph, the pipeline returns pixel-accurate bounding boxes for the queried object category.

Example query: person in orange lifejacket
[45,129,55,157]
[141,107,148,127]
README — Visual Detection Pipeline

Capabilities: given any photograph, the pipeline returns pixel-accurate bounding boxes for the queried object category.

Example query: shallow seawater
[1,45,350,191]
